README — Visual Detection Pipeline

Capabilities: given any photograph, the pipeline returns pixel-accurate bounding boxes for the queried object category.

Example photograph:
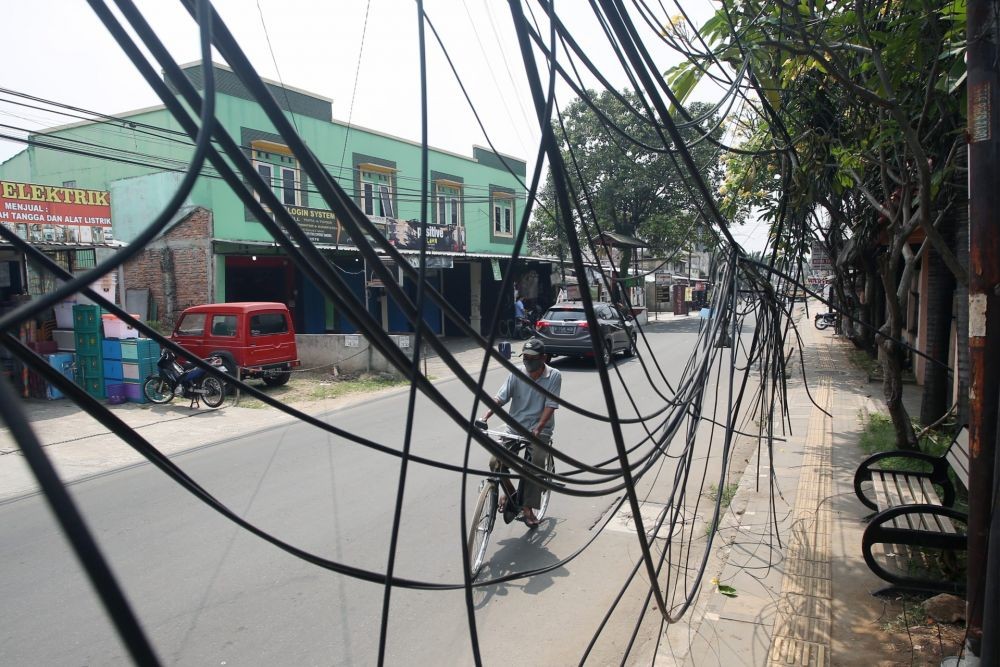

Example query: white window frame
[279,166,300,206]
[493,195,514,237]
[359,166,395,218]
[252,151,301,208]
[434,181,462,227]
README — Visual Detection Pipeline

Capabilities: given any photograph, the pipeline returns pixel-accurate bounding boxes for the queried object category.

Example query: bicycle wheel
[200,376,226,408]
[467,482,498,578]
[142,376,174,404]
[535,455,556,521]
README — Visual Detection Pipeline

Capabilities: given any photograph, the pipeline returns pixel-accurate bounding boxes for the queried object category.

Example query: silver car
[534,301,636,365]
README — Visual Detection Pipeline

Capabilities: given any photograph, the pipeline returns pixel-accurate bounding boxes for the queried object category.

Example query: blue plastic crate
[103,359,123,380]
[102,339,122,361]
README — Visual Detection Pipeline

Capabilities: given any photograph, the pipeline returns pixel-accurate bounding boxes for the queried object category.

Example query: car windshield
[544,309,586,321]
[175,313,206,336]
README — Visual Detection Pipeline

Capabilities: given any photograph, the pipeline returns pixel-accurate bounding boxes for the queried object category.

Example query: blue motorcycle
[142,348,228,408]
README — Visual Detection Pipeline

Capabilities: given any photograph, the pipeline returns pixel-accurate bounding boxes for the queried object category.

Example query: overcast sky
[0,0,766,251]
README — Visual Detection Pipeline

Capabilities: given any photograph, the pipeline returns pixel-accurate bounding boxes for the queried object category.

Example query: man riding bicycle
[480,338,561,527]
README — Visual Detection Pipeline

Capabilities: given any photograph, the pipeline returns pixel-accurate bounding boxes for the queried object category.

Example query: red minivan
[171,302,300,386]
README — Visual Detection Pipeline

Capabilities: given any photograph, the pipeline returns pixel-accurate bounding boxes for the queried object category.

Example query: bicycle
[467,420,557,578]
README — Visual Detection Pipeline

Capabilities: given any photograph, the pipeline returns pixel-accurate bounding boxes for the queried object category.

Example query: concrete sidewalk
[653,303,920,666]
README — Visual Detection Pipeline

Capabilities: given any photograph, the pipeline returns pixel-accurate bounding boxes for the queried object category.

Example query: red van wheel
[263,371,291,387]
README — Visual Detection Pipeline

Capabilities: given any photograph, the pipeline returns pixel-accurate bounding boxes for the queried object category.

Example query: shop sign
[0,180,112,244]
[404,255,453,269]
[491,258,502,281]
[285,205,466,252]
[811,240,831,268]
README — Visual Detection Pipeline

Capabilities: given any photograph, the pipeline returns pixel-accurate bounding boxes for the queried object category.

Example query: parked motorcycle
[514,316,536,340]
[814,312,837,330]
[142,348,228,408]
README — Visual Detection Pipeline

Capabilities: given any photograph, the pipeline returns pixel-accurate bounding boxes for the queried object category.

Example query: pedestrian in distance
[480,338,561,527]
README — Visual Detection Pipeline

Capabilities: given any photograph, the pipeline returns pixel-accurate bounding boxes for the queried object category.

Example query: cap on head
[521,338,545,357]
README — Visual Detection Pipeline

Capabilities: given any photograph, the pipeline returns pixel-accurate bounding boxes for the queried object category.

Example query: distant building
[0,62,549,336]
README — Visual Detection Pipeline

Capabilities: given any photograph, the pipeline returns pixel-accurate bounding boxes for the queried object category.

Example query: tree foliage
[667,0,967,449]
[530,93,725,278]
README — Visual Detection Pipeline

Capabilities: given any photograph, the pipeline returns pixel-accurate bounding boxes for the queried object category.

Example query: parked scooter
[814,312,837,330]
[514,305,542,339]
[142,348,228,408]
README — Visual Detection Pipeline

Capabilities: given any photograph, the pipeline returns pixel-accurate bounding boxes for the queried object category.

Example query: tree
[669,0,967,450]
[530,93,726,290]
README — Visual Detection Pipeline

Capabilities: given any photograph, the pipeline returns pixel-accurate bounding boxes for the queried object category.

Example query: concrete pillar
[470,261,482,334]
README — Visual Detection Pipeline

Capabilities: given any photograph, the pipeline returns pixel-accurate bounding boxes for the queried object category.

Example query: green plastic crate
[76,354,103,378]
[72,304,102,333]
[74,331,102,356]
[120,338,160,362]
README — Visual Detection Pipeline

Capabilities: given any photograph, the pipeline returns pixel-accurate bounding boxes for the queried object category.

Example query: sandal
[502,496,519,524]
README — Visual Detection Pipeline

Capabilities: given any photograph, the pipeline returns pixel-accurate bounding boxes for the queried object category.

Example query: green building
[0,62,552,337]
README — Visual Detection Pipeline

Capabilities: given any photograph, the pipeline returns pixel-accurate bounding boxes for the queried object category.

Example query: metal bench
[852,425,969,594]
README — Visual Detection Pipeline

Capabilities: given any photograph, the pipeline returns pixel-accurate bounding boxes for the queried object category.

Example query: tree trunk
[880,253,919,451]
[881,333,919,450]
[920,215,956,426]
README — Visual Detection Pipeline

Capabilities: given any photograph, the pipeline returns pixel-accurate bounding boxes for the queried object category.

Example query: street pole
[965,0,999,658]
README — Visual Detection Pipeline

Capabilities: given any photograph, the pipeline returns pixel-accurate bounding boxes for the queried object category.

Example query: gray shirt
[495,364,562,439]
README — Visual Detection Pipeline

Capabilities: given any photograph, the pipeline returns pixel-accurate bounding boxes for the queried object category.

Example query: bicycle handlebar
[474,420,534,445]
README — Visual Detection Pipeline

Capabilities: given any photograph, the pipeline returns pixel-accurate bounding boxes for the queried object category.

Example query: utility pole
[965,0,999,659]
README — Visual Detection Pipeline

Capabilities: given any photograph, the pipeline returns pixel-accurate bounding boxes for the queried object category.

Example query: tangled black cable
[0,1,840,665]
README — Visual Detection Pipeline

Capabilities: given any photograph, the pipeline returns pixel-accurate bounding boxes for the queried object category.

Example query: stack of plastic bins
[102,338,125,401]
[121,338,160,403]
[45,352,75,400]
[72,304,104,399]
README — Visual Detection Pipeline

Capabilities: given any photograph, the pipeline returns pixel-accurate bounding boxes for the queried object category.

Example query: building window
[493,196,514,237]
[251,140,301,208]
[434,181,462,227]
[62,180,77,188]
[359,166,395,218]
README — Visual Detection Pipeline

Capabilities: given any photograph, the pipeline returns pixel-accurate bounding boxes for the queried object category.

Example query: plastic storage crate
[102,314,141,340]
[122,360,156,382]
[55,301,76,329]
[76,354,103,378]
[72,304,101,333]
[103,360,123,381]
[75,371,105,399]
[105,382,127,404]
[102,339,122,360]
[45,353,75,400]
[74,331,102,356]
[53,329,75,351]
[120,338,160,362]
[124,382,147,404]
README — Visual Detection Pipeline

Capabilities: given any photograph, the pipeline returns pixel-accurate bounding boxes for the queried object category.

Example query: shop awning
[597,231,647,248]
